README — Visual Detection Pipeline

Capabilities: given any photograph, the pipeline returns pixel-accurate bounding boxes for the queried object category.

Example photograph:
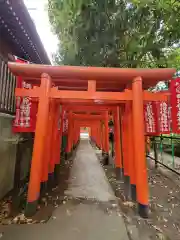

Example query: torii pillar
[114,106,123,179]
[49,104,61,186]
[132,77,148,218]
[103,111,109,165]
[25,73,51,217]
[66,111,73,158]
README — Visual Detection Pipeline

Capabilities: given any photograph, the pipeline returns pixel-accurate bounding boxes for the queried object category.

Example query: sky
[23,0,59,63]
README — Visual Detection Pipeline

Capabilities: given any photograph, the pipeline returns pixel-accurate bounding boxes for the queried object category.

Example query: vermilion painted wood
[126,103,136,186]
[50,104,60,172]
[41,101,55,182]
[132,77,148,206]
[20,78,161,91]
[55,107,63,165]
[114,106,122,168]
[8,62,175,87]
[122,106,129,176]
[15,88,169,102]
[27,74,52,203]
[104,111,109,154]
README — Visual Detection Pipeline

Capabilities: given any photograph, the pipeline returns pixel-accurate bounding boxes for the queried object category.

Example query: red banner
[12,57,38,132]
[144,102,158,135]
[156,101,171,134]
[171,78,180,133]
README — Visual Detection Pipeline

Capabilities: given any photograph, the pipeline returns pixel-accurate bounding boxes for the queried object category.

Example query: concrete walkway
[65,139,115,201]
[0,139,129,240]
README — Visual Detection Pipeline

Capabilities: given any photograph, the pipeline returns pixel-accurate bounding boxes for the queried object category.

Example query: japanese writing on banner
[12,57,38,132]
[13,81,38,132]
[14,82,32,128]
[170,78,180,133]
[144,102,158,135]
[156,101,171,134]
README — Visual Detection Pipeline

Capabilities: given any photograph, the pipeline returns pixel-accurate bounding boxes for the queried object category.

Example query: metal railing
[147,135,180,175]
[0,57,16,114]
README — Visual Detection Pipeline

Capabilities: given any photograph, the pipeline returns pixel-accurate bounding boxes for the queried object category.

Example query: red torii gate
[73,119,102,147]
[73,113,109,154]
[64,106,120,164]
[8,62,175,218]
[64,105,123,173]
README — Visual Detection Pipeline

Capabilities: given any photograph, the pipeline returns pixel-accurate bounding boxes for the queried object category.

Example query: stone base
[54,164,60,185]
[25,199,38,217]
[102,152,109,165]
[48,172,55,189]
[115,167,123,180]
[65,151,72,160]
[40,181,48,196]
[131,184,137,202]
[124,175,130,200]
[138,203,149,218]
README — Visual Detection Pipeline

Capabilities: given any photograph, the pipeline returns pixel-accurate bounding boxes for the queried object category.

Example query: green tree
[48,0,180,68]
[166,48,180,69]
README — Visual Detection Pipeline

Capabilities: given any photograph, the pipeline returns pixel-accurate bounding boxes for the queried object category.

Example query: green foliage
[166,48,180,69]
[48,0,180,68]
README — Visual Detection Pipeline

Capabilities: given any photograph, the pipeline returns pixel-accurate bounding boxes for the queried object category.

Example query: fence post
[153,137,158,169]
[171,135,175,168]
[160,135,163,162]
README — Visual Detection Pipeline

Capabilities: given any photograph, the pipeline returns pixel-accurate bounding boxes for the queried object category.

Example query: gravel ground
[102,156,180,240]
[0,155,73,225]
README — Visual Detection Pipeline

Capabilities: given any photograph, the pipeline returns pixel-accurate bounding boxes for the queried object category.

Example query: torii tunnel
[8,62,176,218]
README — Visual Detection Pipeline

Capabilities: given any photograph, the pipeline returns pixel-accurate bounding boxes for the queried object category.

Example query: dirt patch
[102,158,180,240]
